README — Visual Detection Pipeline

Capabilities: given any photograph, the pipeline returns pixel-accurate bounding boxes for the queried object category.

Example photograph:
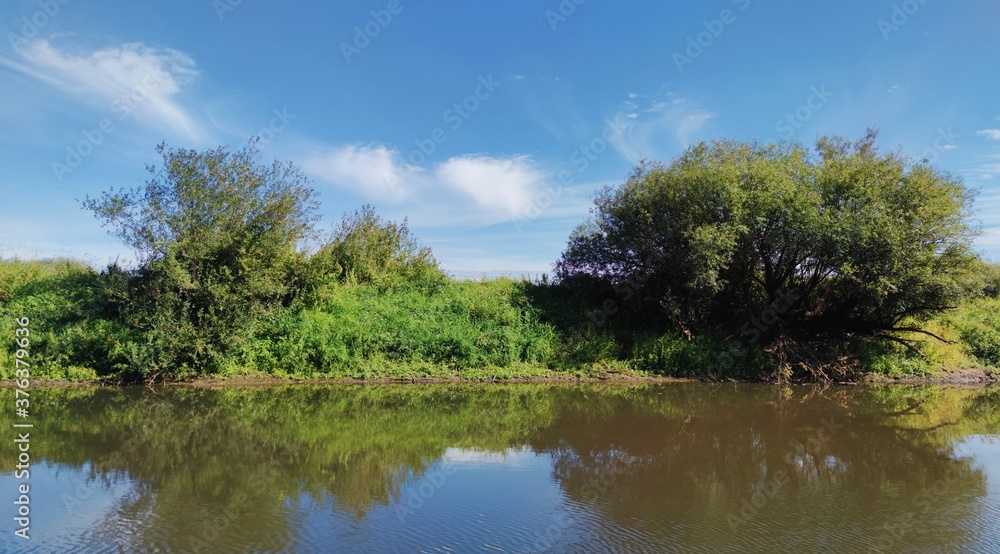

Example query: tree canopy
[83,140,319,376]
[556,131,980,354]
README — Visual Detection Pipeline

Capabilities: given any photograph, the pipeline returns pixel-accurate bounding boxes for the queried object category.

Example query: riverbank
[6,258,1000,385]
[4,366,995,388]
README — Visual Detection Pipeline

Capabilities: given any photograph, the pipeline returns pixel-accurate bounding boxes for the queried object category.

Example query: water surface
[2,383,999,552]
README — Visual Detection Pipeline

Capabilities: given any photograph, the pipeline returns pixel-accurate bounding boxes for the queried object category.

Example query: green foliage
[973,262,1000,299]
[945,297,1000,367]
[0,259,133,379]
[2,134,995,382]
[556,131,980,376]
[81,141,319,378]
[307,204,444,292]
[229,278,559,378]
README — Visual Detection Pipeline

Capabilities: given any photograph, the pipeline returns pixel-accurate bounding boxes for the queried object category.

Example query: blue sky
[2,0,999,277]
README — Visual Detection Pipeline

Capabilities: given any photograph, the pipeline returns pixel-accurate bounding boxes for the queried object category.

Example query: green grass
[2,257,1000,382]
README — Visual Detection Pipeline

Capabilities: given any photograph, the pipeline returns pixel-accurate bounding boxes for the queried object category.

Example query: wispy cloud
[977,129,1000,140]
[610,90,714,161]
[0,39,204,140]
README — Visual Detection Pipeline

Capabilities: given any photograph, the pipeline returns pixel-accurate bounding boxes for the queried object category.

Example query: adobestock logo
[404,74,501,168]
[7,0,71,53]
[672,0,751,73]
[545,0,586,31]
[340,0,405,63]
[51,66,166,182]
[878,0,930,41]
[774,85,834,139]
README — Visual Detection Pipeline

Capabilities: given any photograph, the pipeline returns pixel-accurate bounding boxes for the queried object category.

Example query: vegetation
[556,131,980,378]
[1,133,997,383]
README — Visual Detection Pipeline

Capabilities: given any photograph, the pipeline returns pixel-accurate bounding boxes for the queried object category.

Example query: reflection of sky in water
[955,435,1000,549]
[293,447,581,553]
[0,461,141,552]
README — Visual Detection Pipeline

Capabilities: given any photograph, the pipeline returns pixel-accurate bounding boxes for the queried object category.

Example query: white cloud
[0,39,203,140]
[302,144,569,226]
[301,144,415,201]
[435,155,547,218]
[886,84,900,93]
[977,129,1000,140]
[441,447,537,465]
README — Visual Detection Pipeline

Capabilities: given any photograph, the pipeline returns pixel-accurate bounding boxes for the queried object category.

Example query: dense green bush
[555,132,980,378]
[225,278,559,378]
[0,259,132,380]
[309,204,445,291]
[82,141,319,377]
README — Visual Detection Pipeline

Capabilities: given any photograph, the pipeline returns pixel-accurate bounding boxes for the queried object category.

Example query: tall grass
[2,257,999,382]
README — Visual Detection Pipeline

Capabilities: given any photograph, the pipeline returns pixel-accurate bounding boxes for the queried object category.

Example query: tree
[556,131,979,362]
[307,204,442,291]
[83,140,319,378]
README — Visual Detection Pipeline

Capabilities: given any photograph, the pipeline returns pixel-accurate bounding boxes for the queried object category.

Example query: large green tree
[556,131,979,354]
[83,140,319,378]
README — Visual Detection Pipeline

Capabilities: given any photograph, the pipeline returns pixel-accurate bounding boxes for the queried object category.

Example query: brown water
[1,383,999,553]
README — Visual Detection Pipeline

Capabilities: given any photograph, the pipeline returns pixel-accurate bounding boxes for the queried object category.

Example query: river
[1,383,998,552]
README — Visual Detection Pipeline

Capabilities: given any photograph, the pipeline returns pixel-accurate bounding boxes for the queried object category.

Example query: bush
[82,141,319,378]
[556,131,979,371]
[0,259,133,379]
[307,205,445,293]
[236,279,559,377]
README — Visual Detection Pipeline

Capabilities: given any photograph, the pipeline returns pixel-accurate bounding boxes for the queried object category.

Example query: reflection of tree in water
[530,384,994,552]
[0,384,995,552]
[4,385,559,552]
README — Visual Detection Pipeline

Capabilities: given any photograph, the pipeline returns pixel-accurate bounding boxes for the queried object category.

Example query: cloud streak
[610,91,714,162]
[0,39,204,140]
